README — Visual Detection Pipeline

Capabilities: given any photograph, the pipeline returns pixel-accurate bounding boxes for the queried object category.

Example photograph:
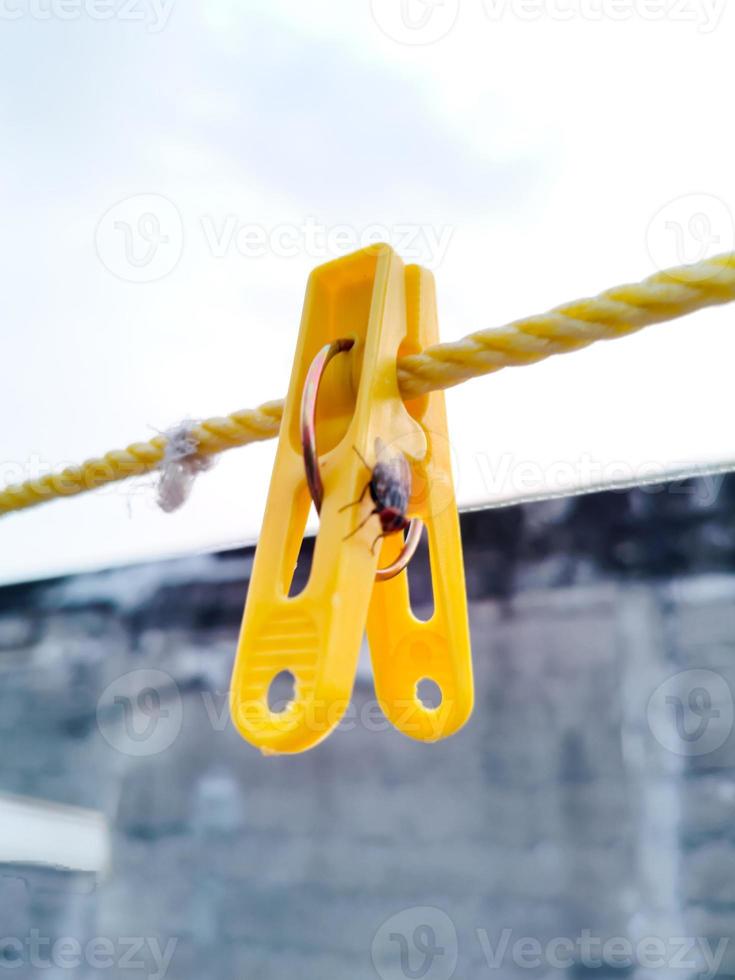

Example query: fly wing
[373,436,386,461]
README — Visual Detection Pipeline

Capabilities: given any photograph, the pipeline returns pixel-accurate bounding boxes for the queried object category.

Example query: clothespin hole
[405,532,434,622]
[268,670,296,713]
[286,500,318,598]
[416,677,442,710]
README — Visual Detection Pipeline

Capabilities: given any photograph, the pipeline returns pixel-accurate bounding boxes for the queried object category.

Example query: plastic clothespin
[230,245,473,754]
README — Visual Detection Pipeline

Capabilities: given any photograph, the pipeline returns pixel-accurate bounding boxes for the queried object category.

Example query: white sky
[1,0,734,584]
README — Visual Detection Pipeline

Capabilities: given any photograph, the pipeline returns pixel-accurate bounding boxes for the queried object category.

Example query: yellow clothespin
[230,245,473,754]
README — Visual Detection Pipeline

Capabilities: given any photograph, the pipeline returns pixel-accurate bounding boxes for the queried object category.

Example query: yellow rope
[3,252,734,517]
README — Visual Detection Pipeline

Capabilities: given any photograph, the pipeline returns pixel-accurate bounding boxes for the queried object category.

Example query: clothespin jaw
[366,264,473,742]
[230,245,473,754]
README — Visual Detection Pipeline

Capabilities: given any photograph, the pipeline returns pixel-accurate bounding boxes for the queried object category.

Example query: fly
[341,439,412,554]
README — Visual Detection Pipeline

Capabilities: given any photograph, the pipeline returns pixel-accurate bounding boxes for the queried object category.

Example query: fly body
[341,440,412,552]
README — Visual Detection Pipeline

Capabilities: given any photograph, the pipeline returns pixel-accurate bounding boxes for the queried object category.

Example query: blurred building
[2,476,735,979]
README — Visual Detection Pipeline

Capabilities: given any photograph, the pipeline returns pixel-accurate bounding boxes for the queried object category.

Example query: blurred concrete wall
[1,479,735,979]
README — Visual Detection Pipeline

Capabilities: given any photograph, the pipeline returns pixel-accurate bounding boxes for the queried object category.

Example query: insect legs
[351,445,371,470]
[338,480,371,513]
[343,507,379,541]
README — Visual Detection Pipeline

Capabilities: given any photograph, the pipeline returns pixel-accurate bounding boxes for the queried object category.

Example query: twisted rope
[3,252,734,517]
[398,252,735,395]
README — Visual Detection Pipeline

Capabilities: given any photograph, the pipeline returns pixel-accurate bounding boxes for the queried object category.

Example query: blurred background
[2,2,735,978]
[4,481,735,978]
